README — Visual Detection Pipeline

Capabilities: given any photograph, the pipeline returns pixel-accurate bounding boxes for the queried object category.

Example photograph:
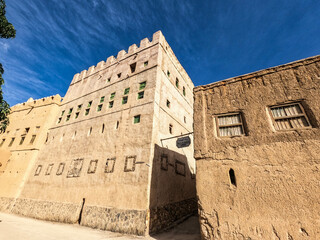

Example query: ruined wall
[0,95,62,211]
[194,55,320,239]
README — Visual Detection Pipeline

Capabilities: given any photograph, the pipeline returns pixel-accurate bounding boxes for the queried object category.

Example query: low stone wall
[11,198,80,224]
[81,205,147,235]
[0,197,14,212]
[149,198,197,234]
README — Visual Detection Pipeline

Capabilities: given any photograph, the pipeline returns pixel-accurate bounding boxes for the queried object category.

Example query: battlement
[70,31,165,85]
[11,94,62,112]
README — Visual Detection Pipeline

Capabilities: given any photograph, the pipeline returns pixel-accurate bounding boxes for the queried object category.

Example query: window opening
[102,124,105,133]
[117,73,121,78]
[61,110,65,116]
[144,61,148,67]
[176,78,179,88]
[138,91,144,99]
[97,104,103,112]
[110,92,116,100]
[139,81,146,90]
[77,104,82,111]
[183,86,186,96]
[85,109,90,116]
[134,115,140,124]
[58,118,62,124]
[0,139,5,147]
[166,100,171,108]
[68,108,73,114]
[87,101,92,108]
[66,115,71,121]
[30,135,36,144]
[100,96,105,103]
[124,88,130,95]
[167,70,170,77]
[75,112,79,119]
[8,137,15,147]
[116,121,119,129]
[19,136,25,145]
[130,63,136,73]
[169,124,173,134]
[217,113,245,137]
[88,127,92,136]
[229,168,237,187]
[107,77,111,82]
[109,101,114,108]
[122,96,128,104]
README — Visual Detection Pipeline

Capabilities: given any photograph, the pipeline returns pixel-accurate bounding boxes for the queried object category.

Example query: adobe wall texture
[0,95,62,212]
[12,31,196,235]
[194,55,320,239]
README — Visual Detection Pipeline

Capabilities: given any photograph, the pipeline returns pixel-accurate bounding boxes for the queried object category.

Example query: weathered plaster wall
[194,56,320,239]
[0,95,61,212]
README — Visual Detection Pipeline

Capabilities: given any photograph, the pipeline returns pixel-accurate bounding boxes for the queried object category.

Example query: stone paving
[0,212,200,240]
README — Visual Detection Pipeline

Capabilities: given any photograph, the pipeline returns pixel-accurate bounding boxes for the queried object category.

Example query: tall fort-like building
[1,31,196,235]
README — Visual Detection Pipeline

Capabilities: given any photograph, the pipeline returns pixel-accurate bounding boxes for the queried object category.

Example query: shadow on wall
[149,144,197,234]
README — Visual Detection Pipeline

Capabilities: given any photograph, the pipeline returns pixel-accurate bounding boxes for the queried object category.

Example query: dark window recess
[75,112,80,119]
[139,81,146,90]
[183,86,186,96]
[130,63,136,73]
[8,138,15,147]
[58,117,62,124]
[167,70,170,77]
[97,104,103,112]
[0,139,5,147]
[25,128,30,133]
[77,104,82,111]
[169,124,173,134]
[110,92,116,100]
[134,115,140,124]
[166,100,171,108]
[122,96,128,104]
[116,121,119,129]
[85,109,90,116]
[19,136,25,145]
[100,96,105,103]
[124,88,130,95]
[229,168,237,187]
[34,165,42,176]
[87,101,92,108]
[138,91,144,99]
[88,127,92,136]
[56,163,65,175]
[61,110,65,116]
[124,156,136,172]
[68,108,73,114]
[117,73,121,78]
[184,116,187,123]
[107,77,111,82]
[66,115,71,121]
[109,101,114,108]
[144,61,148,67]
[176,78,179,88]
[101,124,105,133]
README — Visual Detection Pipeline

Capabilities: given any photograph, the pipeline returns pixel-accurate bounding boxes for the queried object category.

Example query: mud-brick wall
[194,56,320,239]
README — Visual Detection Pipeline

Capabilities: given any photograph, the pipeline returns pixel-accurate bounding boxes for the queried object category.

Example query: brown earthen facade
[194,55,320,239]
[0,95,62,211]
[6,31,196,235]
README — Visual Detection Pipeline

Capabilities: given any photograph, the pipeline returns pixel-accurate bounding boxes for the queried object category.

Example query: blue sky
[1,0,320,106]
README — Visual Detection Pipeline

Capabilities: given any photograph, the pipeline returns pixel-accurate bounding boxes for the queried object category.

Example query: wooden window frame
[215,112,245,138]
[267,102,311,131]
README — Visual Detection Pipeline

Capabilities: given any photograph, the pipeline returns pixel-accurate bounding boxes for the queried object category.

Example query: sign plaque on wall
[176,136,191,148]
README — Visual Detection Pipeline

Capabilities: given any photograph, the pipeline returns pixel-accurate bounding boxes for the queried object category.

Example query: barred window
[216,113,245,137]
[269,103,310,131]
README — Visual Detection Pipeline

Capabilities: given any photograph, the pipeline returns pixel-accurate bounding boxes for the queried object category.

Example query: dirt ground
[0,212,200,240]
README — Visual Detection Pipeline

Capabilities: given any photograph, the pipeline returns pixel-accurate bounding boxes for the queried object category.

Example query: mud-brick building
[0,95,62,211]
[12,31,196,235]
[194,55,320,239]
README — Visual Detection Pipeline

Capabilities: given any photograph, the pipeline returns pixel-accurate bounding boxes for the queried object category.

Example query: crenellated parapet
[10,94,62,112]
[70,31,165,85]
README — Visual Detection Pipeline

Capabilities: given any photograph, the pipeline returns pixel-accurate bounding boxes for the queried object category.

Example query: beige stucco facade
[0,95,62,211]
[8,31,196,235]
[194,55,320,239]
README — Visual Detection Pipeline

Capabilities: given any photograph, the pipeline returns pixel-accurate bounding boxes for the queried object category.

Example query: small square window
[183,86,186,96]
[19,136,25,145]
[137,91,144,99]
[109,101,114,108]
[30,135,36,144]
[117,73,121,78]
[66,115,71,121]
[77,104,82,111]
[124,88,130,95]
[176,78,179,88]
[57,117,62,124]
[122,96,128,104]
[269,102,311,131]
[105,157,116,173]
[68,108,73,114]
[61,110,65,116]
[139,81,146,90]
[216,113,245,137]
[130,63,136,73]
[166,100,171,108]
[87,101,92,108]
[75,112,79,119]
[124,156,136,172]
[134,115,140,124]
[144,61,148,67]
[100,96,105,103]
[110,92,116,100]
[8,137,15,147]
[107,77,111,82]
[85,109,90,116]
[97,104,103,112]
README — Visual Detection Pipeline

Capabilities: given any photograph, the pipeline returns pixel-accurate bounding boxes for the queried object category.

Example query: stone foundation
[149,198,198,233]
[0,197,14,212]
[81,205,147,235]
